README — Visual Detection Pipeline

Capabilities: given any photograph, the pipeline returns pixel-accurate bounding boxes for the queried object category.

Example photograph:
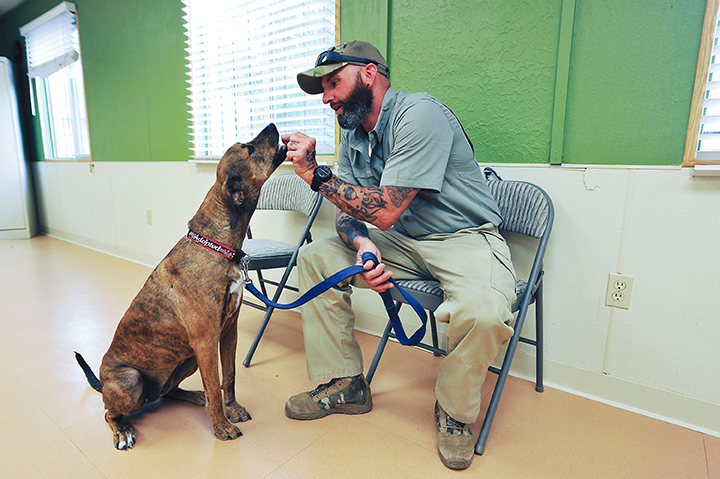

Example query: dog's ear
[225,176,244,229]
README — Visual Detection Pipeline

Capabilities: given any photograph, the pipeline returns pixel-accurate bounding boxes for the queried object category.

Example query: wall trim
[356,309,720,439]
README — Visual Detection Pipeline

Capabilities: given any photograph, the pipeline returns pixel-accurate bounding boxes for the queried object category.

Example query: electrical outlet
[146,209,153,225]
[605,273,633,309]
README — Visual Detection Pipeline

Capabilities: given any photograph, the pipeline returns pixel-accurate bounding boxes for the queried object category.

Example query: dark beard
[336,78,373,130]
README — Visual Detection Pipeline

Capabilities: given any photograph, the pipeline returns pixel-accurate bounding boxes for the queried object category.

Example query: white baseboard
[42,226,161,268]
[356,309,720,438]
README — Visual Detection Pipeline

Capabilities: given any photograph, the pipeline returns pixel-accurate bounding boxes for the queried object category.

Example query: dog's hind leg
[162,357,206,406]
[220,318,251,423]
[100,367,145,450]
[165,387,206,406]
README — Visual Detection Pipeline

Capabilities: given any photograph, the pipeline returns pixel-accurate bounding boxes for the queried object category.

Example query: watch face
[311,166,332,191]
[316,166,332,180]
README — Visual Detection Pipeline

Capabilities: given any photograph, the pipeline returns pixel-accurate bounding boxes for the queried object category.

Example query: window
[684,0,720,167]
[182,0,337,160]
[20,1,90,160]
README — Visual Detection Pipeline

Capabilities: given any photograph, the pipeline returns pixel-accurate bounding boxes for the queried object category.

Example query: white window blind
[20,2,79,79]
[182,0,336,160]
[696,4,720,160]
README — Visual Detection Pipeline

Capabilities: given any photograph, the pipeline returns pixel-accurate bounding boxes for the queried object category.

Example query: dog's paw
[113,426,136,450]
[225,402,252,423]
[214,422,243,441]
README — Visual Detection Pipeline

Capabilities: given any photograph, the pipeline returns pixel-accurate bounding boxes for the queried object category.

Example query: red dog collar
[187,230,246,263]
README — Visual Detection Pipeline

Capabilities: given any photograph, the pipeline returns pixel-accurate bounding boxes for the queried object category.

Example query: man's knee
[297,236,355,286]
[441,293,514,349]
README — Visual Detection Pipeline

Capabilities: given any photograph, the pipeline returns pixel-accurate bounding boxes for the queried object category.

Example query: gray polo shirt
[337,88,502,238]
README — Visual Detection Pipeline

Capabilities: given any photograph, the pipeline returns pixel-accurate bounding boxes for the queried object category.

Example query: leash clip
[239,254,252,285]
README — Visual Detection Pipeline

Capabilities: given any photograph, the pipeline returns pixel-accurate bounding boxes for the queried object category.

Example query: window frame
[683,0,720,167]
[20,2,91,162]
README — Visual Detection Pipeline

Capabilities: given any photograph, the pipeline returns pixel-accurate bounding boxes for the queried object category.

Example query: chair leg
[535,281,544,393]
[429,312,441,356]
[242,304,275,367]
[243,264,296,367]
[256,270,269,298]
[366,319,393,384]
[475,305,530,455]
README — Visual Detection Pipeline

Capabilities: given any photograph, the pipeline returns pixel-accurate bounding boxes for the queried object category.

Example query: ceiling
[0,0,28,17]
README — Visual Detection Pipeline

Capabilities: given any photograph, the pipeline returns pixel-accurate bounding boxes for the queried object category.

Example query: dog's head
[216,123,287,229]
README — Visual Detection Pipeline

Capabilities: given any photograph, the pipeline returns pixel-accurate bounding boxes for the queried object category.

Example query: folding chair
[242,174,323,367]
[365,170,554,455]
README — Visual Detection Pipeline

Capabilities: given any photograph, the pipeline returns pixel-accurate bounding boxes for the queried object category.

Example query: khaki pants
[297,224,516,424]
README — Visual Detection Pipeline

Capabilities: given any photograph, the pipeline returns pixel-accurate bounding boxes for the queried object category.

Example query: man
[282,40,516,470]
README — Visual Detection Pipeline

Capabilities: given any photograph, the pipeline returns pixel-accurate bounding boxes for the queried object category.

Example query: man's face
[321,66,373,130]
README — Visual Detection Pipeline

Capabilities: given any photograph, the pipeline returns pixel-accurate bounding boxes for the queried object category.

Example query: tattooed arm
[322,176,418,231]
[283,131,410,291]
[336,208,395,292]
[282,131,419,231]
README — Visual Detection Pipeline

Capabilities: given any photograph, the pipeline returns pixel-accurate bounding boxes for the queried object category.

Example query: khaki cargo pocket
[483,230,517,306]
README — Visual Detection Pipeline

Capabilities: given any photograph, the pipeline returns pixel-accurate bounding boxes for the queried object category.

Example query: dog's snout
[259,123,279,143]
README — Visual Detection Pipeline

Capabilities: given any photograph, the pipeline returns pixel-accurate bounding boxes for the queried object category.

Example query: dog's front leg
[192,339,242,441]
[220,317,251,423]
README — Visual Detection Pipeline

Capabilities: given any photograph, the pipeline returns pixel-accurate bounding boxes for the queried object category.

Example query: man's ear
[364,62,378,87]
[225,177,244,229]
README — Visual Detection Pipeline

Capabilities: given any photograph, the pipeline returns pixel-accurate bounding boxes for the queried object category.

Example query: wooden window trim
[683,0,720,166]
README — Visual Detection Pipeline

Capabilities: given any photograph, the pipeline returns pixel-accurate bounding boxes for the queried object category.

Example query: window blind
[697,7,720,160]
[20,2,79,79]
[182,0,336,160]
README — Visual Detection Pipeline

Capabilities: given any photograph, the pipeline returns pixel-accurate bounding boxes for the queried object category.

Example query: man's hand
[282,132,317,184]
[355,239,394,293]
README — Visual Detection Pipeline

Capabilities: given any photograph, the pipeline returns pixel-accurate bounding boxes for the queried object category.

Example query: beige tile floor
[1,235,719,479]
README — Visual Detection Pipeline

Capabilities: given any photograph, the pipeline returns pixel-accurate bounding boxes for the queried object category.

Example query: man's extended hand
[282,132,317,184]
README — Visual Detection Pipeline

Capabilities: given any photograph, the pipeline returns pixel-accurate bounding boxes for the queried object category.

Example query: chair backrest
[487,180,553,239]
[257,174,321,216]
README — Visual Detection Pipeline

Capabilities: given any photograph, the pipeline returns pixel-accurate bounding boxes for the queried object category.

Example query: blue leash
[242,252,428,346]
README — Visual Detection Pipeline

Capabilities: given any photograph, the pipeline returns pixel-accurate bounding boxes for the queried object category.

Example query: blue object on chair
[365,170,554,456]
[242,174,323,367]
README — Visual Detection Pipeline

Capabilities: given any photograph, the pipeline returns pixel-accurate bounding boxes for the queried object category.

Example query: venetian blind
[20,2,79,79]
[182,0,336,160]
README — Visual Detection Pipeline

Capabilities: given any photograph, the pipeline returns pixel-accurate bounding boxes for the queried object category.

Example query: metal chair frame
[365,173,554,455]
[242,174,323,367]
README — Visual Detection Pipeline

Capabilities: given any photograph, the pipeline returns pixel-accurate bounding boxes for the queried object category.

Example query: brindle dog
[76,123,287,449]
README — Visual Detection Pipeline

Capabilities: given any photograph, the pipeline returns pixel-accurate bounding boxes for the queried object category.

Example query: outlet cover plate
[606,273,634,309]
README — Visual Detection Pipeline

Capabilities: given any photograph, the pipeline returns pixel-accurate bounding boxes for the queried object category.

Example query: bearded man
[282,41,516,470]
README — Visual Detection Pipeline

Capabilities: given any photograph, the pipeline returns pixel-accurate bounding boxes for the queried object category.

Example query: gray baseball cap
[297,40,389,95]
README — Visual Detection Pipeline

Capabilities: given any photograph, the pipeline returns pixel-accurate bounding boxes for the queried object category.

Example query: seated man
[282,40,516,470]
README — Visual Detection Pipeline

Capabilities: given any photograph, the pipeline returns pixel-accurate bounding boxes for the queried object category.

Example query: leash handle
[361,252,428,346]
[244,252,428,346]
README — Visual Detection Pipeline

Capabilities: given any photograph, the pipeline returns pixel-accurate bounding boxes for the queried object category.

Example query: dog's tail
[74,352,103,393]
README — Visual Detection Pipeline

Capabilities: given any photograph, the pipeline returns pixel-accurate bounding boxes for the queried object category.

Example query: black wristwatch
[311,165,333,192]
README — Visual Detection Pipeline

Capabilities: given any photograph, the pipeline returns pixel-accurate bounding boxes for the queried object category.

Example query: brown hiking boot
[435,401,474,470]
[285,374,372,420]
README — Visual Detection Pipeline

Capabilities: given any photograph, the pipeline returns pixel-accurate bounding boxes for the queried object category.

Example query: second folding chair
[242,174,323,367]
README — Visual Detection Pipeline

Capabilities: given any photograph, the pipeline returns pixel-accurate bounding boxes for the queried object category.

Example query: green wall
[342,0,706,166]
[0,0,189,162]
[0,0,708,165]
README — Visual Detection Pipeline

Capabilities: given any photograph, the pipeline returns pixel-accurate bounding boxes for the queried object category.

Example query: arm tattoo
[320,176,415,224]
[386,186,414,208]
[336,210,369,249]
[305,149,318,168]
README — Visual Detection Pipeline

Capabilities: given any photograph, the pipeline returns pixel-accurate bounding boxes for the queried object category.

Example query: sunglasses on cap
[315,49,380,68]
